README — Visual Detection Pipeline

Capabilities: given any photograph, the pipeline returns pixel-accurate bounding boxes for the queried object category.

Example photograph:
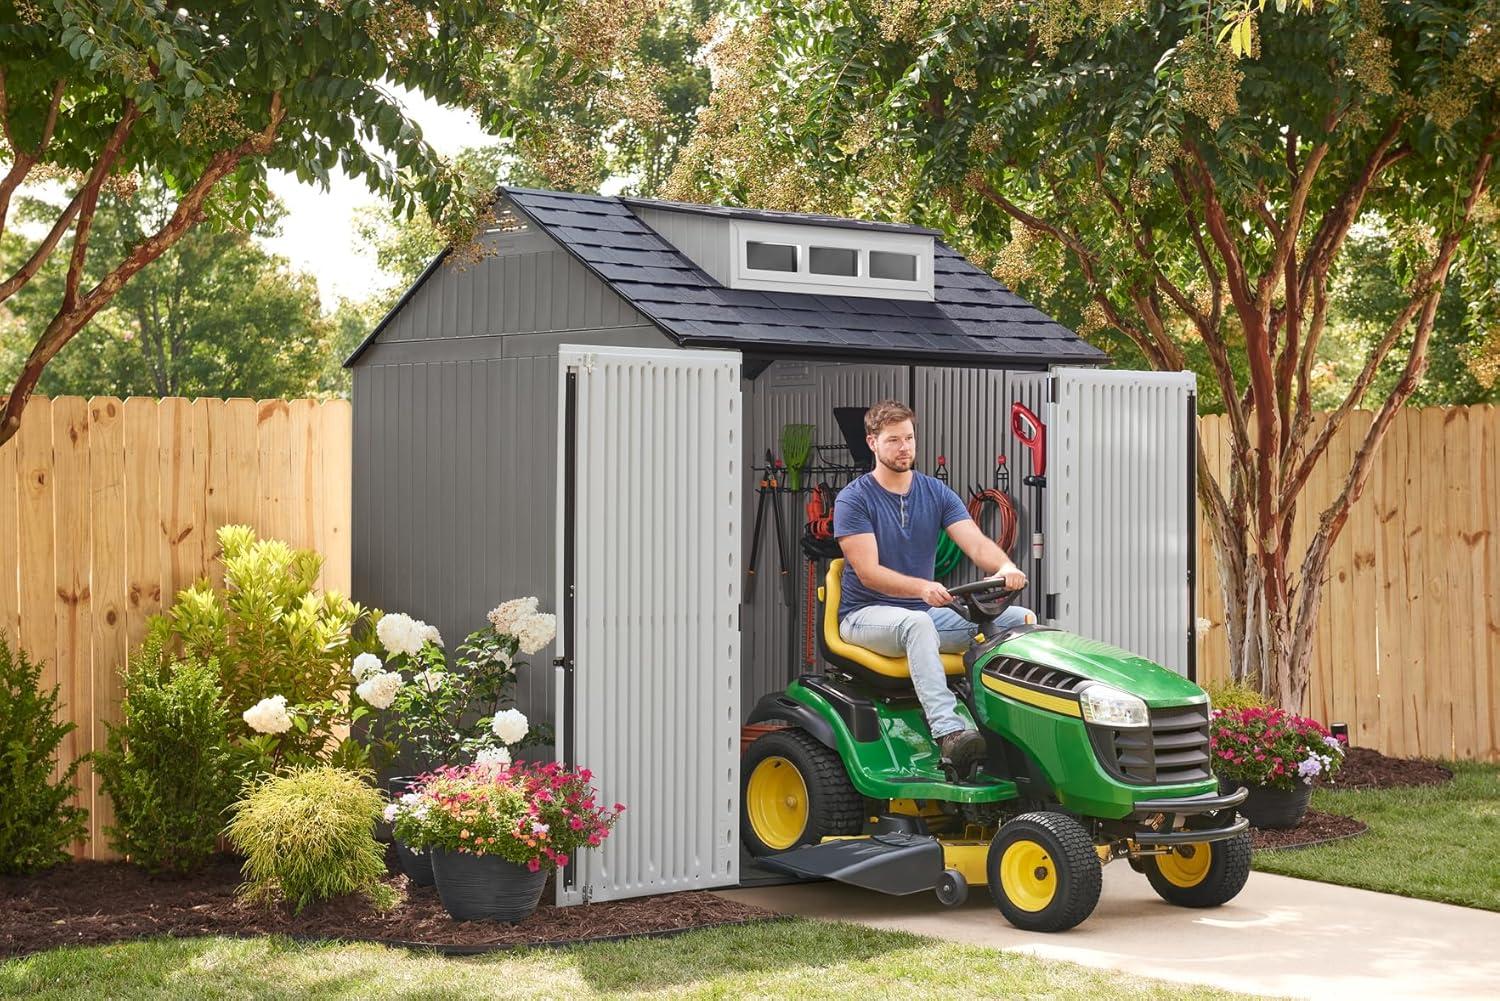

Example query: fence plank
[160,397,205,608]
[1347,410,1381,750]
[51,398,90,857]
[318,401,353,594]
[16,396,56,699]
[256,400,291,543]
[201,399,230,588]
[1485,405,1500,760]
[0,402,18,644]
[123,399,163,652]
[221,398,259,535]
[288,399,315,583]
[88,398,127,860]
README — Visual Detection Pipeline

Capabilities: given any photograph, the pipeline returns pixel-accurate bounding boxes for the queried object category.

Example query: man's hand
[989,565,1027,591]
[920,581,954,607]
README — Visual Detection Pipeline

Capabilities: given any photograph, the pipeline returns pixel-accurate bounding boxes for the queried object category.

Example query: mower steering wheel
[945,577,1021,626]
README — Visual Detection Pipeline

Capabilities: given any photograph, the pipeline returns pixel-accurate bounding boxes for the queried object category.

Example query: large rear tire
[741,728,863,856]
[987,812,1102,932]
[1142,832,1252,908]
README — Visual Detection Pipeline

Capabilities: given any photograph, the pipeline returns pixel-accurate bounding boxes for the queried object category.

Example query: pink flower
[527,858,541,872]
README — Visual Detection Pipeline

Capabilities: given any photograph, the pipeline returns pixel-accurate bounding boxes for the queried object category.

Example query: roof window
[730,219,934,301]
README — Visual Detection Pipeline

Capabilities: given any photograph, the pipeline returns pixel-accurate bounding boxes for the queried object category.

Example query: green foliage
[1203,678,1270,712]
[225,766,394,913]
[0,182,331,399]
[156,525,375,752]
[0,632,88,875]
[92,640,239,874]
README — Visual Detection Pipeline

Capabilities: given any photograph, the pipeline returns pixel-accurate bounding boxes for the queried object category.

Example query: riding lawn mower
[741,559,1251,933]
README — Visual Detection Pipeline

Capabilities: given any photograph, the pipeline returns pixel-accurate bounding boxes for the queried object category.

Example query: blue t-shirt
[832,472,971,618]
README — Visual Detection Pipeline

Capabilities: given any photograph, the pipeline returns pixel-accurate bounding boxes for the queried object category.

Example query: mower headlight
[1079,684,1149,728]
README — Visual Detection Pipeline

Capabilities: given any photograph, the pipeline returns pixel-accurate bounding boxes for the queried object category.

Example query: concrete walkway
[717,865,1500,1000]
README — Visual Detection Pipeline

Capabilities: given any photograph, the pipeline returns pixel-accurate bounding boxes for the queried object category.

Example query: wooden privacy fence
[1196,405,1499,762]
[0,396,351,859]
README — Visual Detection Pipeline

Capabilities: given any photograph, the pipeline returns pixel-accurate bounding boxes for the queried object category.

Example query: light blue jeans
[839,603,1035,739]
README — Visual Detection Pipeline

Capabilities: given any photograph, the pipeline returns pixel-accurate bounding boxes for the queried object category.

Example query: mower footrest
[758,832,943,896]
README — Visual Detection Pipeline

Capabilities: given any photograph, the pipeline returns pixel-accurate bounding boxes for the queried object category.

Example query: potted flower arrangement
[396,759,623,922]
[363,598,558,883]
[1210,706,1345,828]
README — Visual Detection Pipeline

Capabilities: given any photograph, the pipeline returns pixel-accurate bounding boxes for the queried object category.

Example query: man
[834,400,1035,766]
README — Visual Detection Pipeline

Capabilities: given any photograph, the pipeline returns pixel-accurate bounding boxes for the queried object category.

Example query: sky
[262,89,495,308]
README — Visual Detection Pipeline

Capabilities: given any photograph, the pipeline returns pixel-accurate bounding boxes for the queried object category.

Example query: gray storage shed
[344,187,1196,905]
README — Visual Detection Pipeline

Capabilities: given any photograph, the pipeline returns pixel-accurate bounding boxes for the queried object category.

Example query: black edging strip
[1253,820,1370,853]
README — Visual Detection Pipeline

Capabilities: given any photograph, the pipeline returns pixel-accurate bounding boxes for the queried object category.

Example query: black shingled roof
[346,187,1107,368]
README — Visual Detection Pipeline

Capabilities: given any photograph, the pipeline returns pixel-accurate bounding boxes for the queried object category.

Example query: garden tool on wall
[781,423,816,491]
[768,451,795,607]
[1011,401,1047,617]
[801,483,839,667]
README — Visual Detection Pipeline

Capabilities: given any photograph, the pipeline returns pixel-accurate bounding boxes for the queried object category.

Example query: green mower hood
[988,630,1206,708]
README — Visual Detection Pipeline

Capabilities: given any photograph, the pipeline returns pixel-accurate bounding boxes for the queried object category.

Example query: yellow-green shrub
[226,766,395,913]
[1203,678,1268,712]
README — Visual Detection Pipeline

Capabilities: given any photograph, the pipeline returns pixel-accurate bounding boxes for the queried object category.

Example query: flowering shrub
[365,596,557,771]
[1210,707,1345,791]
[397,762,623,873]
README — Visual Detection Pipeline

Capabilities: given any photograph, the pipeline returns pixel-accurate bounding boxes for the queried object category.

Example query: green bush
[93,631,240,874]
[226,766,395,913]
[1203,678,1269,712]
[156,524,379,766]
[0,632,88,875]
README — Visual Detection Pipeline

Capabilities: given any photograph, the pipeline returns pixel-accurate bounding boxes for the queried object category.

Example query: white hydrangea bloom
[243,695,292,735]
[351,652,384,683]
[516,613,557,655]
[382,803,399,823]
[376,612,426,657]
[487,597,538,637]
[420,622,443,647]
[491,708,529,745]
[413,670,446,693]
[356,670,403,710]
[475,745,512,769]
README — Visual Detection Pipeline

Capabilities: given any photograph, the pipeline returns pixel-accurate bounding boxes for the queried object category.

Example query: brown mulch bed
[0,849,774,959]
[1320,745,1453,790]
[1251,809,1368,851]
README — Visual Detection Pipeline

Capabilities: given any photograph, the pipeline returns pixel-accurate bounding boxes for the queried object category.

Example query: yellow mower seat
[821,558,966,681]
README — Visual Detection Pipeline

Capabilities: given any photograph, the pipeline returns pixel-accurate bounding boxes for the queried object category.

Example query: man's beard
[877,453,913,473]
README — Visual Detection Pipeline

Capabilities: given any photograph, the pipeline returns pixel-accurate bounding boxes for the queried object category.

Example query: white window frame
[728,219,935,301]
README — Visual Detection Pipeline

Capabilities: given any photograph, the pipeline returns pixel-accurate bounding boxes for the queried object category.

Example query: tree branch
[1280,139,1495,510]
[0,76,67,242]
[0,93,285,447]
[61,103,140,312]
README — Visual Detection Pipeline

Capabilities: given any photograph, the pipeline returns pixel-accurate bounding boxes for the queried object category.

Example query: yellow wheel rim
[1157,843,1213,888]
[1000,838,1057,912]
[746,756,809,851]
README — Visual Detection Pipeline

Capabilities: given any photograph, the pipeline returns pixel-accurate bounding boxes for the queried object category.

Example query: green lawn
[1253,760,1500,910]
[0,918,1263,1000]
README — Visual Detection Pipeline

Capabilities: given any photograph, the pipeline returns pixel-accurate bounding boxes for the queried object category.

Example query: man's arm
[840,532,953,607]
[946,519,1026,590]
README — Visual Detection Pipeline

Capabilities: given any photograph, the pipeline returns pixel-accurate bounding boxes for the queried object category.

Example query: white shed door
[554,345,742,905]
[1045,368,1197,676]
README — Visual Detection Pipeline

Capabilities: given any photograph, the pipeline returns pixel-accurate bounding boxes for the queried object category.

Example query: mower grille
[1091,702,1212,785]
[986,658,1086,697]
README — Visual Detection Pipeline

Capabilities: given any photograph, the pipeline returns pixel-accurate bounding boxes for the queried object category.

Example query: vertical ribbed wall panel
[1047,369,1196,674]
[739,362,905,712]
[559,345,741,904]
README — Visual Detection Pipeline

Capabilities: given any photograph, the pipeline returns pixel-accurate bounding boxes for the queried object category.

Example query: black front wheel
[1141,832,1253,908]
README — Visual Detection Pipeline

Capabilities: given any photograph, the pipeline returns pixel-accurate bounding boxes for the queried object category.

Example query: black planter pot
[1224,778,1312,829]
[394,839,436,887]
[430,849,548,922]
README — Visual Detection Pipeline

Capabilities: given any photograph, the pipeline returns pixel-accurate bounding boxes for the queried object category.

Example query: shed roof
[346,186,1107,369]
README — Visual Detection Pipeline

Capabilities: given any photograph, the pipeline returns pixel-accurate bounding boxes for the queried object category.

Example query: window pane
[869,250,917,281]
[809,246,858,276]
[746,241,798,272]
